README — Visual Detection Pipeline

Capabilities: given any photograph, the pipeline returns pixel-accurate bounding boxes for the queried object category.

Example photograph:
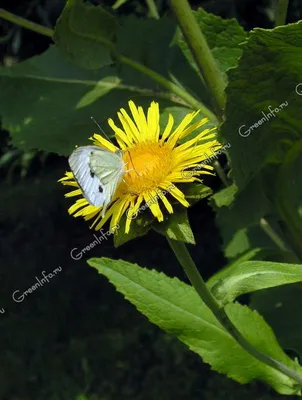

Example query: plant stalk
[0,8,53,37]
[168,238,302,386]
[275,0,289,26]
[119,55,217,121]
[168,0,226,120]
[145,0,160,19]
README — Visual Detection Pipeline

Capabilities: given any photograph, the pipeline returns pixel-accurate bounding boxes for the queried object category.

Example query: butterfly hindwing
[90,149,125,216]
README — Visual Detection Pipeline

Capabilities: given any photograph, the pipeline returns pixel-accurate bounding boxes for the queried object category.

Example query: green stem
[259,218,290,253]
[145,0,160,19]
[0,8,53,37]
[213,160,230,187]
[259,218,301,262]
[168,0,226,119]
[168,238,302,386]
[275,0,289,26]
[119,55,217,121]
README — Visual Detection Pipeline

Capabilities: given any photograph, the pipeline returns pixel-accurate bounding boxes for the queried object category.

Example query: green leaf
[0,46,178,155]
[54,0,117,69]
[276,140,302,258]
[211,184,238,208]
[76,76,121,109]
[180,183,212,205]
[208,260,302,306]
[214,174,275,259]
[113,214,152,248]
[153,209,195,244]
[220,22,302,190]
[89,257,302,395]
[251,285,302,357]
[178,8,247,76]
[116,16,176,83]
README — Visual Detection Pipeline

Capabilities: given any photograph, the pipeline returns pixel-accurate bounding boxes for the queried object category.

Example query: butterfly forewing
[69,146,106,207]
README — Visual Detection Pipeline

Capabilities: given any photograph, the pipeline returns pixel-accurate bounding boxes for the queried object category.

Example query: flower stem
[145,0,160,19]
[168,0,226,119]
[167,238,302,386]
[275,0,289,26]
[0,8,53,37]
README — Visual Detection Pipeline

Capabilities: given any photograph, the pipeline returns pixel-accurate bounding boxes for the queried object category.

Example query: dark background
[0,1,301,399]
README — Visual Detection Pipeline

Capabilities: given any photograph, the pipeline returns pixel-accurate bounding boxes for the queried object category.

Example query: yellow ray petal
[74,203,98,217]
[143,190,163,222]
[68,198,89,215]
[107,118,131,148]
[168,184,190,207]
[157,186,173,214]
[65,189,82,197]
[110,196,132,230]
[178,117,209,140]
[119,108,141,142]
[84,209,100,221]
[167,111,199,147]
[147,101,160,141]
[61,180,78,188]
[128,100,143,135]
[161,113,174,143]
[92,134,117,152]
[137,106,148,137]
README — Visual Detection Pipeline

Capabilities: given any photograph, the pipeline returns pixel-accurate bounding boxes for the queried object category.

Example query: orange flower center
[121,141,173,194]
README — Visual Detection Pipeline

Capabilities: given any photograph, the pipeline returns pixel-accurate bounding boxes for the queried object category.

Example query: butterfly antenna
[90,116,115,146]
[127,151,141,177]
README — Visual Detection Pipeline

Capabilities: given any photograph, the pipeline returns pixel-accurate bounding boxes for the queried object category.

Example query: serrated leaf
[178,8,247,76]
[220,22,302,190]
[211,184,238,208]
[208,260,302,306]
[215,174,274,259]
[54,0,117,69]
[153,209,195,244]
[89,257,302,395]
[276,140,302,258]
[251,285,302,357]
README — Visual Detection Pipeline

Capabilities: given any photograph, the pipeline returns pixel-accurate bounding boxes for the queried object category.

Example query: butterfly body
[68,146,125,216]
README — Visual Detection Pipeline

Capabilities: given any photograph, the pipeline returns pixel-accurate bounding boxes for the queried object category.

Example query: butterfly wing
[90,149,125,216]
[68,146,106,207]
[69,146,125,216]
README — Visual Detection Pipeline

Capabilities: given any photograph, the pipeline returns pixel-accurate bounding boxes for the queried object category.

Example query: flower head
[60,100,220,233]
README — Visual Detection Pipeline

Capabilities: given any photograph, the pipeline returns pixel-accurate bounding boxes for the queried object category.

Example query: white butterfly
[68,146,125,217]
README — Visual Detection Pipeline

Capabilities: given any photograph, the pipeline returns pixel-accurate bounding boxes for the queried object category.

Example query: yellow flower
[59,100,221,234]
